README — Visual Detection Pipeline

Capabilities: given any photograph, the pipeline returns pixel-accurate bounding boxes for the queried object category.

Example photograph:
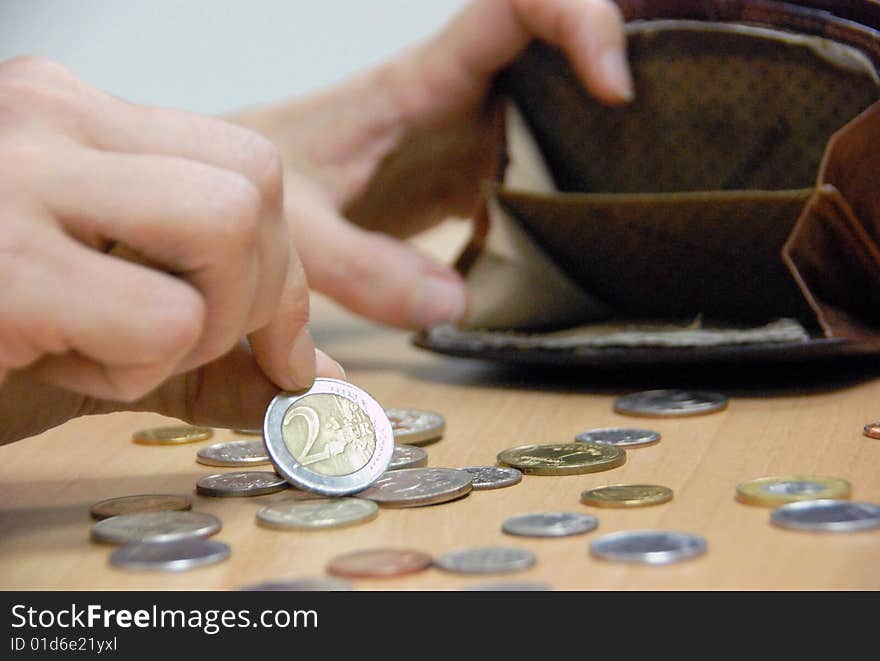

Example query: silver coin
[196,471,288,497]
[464,582,552,591]
[264,379,394,496]
[590,530,707,565]
[436,547,536,574]
[356,468,472,508]
[770,499,880,532]
[388,444,428,470]
[91,511,221,545]
[256,497,378,530]
[502,512,598,538]
[575,427,661,448]
[196,440,270,467]
[613,390,728,417]
[385,408,445,446]
[233,428,263,436]
[110,539,230,571]
[463,466,523,490]
[240,577,353,591]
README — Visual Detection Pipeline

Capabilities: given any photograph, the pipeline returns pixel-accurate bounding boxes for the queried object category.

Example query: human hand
[0,57,343,444]
[235,0,631,329]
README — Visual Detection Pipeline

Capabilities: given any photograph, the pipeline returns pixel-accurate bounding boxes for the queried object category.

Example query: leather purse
[415,0,880,367]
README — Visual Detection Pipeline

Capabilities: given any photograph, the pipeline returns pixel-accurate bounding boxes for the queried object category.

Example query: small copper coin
[326,549,433,579]
[863,422,880,439]
[90,494,191,520]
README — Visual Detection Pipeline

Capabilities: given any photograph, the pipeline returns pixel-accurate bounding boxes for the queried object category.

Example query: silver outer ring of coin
[110,539,230,571]
[264,379,394,496]
[197,440,271,467]
[770,499,880,532]
[575,427,661,448]
[239,577,354,591]
[463,466,523,491]
[196,471,288,497]
[256,497,379,530]
[590,530,707,565]
[613,390,728,417]
[435,547,536,574]
[356,468,473,507]
[91,511,222,545]
[385,408,446,445]
[388,444,429,471]
[502,512,598,538]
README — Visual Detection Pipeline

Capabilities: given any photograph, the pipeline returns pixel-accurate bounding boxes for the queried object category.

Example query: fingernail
[316,348,346,380]
[288,326,316,390]
[601,49,634,101]
[411,275,467,328]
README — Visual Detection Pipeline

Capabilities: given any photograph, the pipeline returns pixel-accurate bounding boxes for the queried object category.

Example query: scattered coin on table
[575,427,661,448]
[256,497,378,531]
[502,512,598,538]
[356,467,472,507]
[590,530,707,565]
[387,444,428,470]
[436,547,536,574]
[613,389,728,417]
[463,466,523,490]
[239,577,354,591]
[233,428,263,436]
[580,484,674,508]
[89,494,191,520]
[326,549,433,578]
[770,499,880,532]
[110,539,231,571]
[862,422,880,439]
[384,408,445,446]
[497,442,625,475]
[196,440,271,467]
[736,476,851,507]
[264,379,394,496]
[196,471,288,498]
[91,511,221,545]
[132,425,213,446]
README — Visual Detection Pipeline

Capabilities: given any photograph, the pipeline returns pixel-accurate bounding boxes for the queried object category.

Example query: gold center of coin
[281,393,377,476]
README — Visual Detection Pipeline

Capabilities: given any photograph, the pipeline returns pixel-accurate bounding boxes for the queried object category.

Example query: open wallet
[414,0,880,367]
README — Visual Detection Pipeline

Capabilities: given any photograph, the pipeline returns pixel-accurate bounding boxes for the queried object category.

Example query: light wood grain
[2,222,879,590]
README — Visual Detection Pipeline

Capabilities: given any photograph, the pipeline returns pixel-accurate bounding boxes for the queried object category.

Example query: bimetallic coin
[256,497,378,530]
[613,390,728,417]
[436,547,536,574]
[385,408,445,446]
[240,577,353,591]
[497,442,625,476]
[770,499,880,532]
[196,440,271,467]
[233,428,263,436]
[575,427,661,448]
[110,539,230,571]
[464,582,552,591]
[356,468,472,507]
[590,530,707,565]
[326,549,433,578]
[89,494,191,520]
[91,511,221,545]
[581,484,674,508]
[502,512,598,538]
[736,476,851,507]
[388,444,428,470]
[196,471,288,497]
[463,466,523,491]
[264,379,394,496]
[132,425,213,445]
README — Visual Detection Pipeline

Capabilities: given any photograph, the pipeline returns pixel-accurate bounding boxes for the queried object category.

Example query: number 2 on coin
[289,406,326,466]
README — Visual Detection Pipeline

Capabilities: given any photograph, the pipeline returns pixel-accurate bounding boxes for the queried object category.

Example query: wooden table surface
[2,222,879,591]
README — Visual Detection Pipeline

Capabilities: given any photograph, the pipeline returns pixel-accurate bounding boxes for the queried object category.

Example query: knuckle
[0,55,73,81]
[241,131,284,205]
[211,173,262,247]
[147,289,205,362]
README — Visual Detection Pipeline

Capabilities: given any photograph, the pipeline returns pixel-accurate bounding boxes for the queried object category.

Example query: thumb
[287,180,467,329]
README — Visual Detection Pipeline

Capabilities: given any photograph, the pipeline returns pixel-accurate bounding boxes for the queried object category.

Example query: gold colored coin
[735,475,851,507]
[497,442,625,476]
[132,425,214,445]
[580,484,673,508]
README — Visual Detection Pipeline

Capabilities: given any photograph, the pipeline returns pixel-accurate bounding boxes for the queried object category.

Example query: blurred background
[0,0,467,115]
